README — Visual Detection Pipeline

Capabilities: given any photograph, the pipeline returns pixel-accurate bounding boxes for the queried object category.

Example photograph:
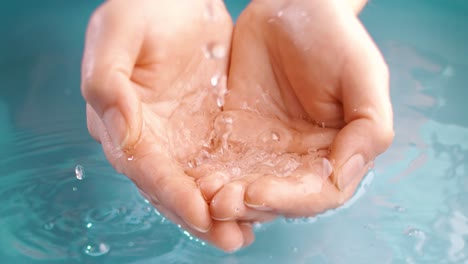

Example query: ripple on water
[0,124,199,263]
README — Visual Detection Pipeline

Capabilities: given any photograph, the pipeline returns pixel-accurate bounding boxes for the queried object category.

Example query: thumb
[330,117,393,191]
[81,2,143,153]
[330,25,394,191]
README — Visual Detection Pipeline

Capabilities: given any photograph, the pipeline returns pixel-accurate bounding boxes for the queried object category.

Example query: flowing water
[0,0,467,263]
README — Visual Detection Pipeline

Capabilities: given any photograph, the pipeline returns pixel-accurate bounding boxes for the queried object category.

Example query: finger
[239,222,255,247]
[197,171,230,202]
[125,153,213,234]
[210,178,278,222]
[331,20,393,191]
[244,159,369,217]
[184,161,230,202]
[153,202,248,252]
[95,113,211,231]
[81,2,143,151]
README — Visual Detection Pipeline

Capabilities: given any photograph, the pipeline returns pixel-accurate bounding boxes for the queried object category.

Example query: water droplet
[405,227,424,238]
[253,222,263,230]
[394,205,406,212]
[187,160,197,168]
[210,74,220,87]
[44,222,54,230]
[364,223,375,229]
[127,155,134,161]
[86,222,93,229]
[83,242,110,257]
[75,165,85,180]
[216,95,225,107]
[183,230,193,240]
[203,43,226,59]
[72,187,78,192]
[277,10,284,17]
[234,207,240,213]
[285,217,300,224]
[271,132,280,141]
[442,66,455,77]
[321,122,325,128]
[231,167,241,176]
[291,247,299,253]
[224,117,233,124]
[353,108,357,112]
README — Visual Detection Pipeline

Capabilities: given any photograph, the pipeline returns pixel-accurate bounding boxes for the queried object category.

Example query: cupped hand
[203,0,394,221]
[81,0,254,252]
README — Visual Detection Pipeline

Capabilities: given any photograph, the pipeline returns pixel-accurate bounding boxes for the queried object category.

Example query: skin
[81,0,393,252]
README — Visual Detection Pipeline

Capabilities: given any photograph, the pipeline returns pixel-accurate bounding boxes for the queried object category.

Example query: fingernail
[102,107,128,150]
[227,240,244,253]
[244,201,272,211]
[188,221,212,233]
[337,154,365,191]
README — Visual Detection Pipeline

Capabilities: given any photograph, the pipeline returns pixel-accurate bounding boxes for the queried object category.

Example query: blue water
[0,0,467,263]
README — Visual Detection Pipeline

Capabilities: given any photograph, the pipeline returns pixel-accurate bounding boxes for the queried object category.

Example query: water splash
[43,222,55,230]
[75,165,85,180]
[271,132,280,141]
[203,43,226,59]
[404,227,427,255]
[209,73,227,108]
[210,74,220,87]
[83,242,110,257]
[216,96,225,108]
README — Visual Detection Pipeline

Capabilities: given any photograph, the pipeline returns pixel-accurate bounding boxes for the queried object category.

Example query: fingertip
[210,181,246,221]
[183,194,213,233]
[334,154,365,191]
[210,221,245,253]
[197,171,229,202]
[244,177,278,211]
[239,222,255,248]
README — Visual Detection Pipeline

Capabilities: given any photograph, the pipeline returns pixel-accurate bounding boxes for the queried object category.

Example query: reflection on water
[0,0,467,263]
